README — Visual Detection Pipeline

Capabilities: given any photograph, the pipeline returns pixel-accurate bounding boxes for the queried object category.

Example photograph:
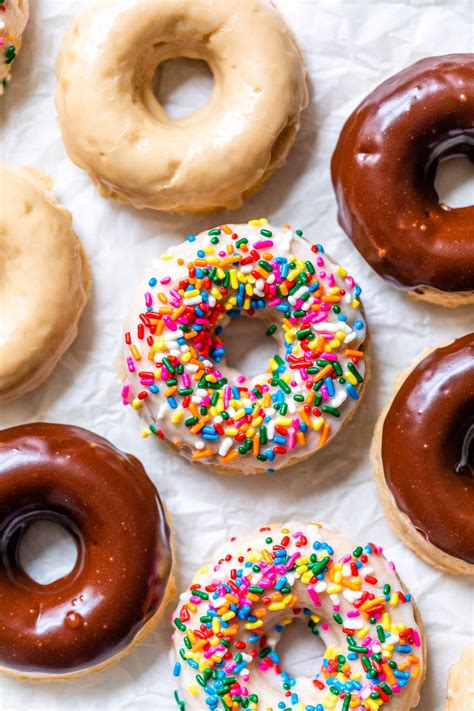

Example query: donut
[121,220,368,474]
[0,0,29,95]
[371,333,474,576]
[0,422,173,679]
[445,645,474,710]
[171,521,426,711]
[331,54,474,307]
[55,0,308,213]
[0,162,90,404]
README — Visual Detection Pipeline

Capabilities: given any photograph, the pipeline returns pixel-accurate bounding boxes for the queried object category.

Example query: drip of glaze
[456,420,474,476]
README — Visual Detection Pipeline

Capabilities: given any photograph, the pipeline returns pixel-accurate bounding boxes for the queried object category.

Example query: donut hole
[222,315,278,381]
[275,617,326,679]
[19,520,79,585]
[434,156,474,208]
[153,57,214,120]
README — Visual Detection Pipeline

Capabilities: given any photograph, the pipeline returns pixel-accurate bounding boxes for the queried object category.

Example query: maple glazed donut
[332,54,474,307]
[0,0,29,94]
[0,162,90,404]
[55,0,308,213]
[372,334,474,576]
[171,521,426,711]
[0,423,173,679]
[122,220,368,474]
[445,644,474,710]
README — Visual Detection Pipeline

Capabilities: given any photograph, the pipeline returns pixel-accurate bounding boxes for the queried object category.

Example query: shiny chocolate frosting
[332,54,474,294]
[0,423,172,674]
[381,334,474,564]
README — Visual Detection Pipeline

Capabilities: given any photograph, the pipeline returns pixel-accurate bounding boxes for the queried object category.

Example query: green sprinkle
[192,589,209,600]
[258,260,272,272]
[321,405,341,417]
[347,361,364,382]
[5,45,16,64]
[208,228,221,236]
[266,324,277,336]
[185,416,199,427]
[174,618,186,631]
[260,228,273,237]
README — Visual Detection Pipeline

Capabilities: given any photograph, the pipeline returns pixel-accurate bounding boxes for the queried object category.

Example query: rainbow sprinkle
[171,523,423,710]
[123,221,367,472]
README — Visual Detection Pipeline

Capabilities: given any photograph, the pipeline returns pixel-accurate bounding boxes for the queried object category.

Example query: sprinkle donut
[0,0,29,94]
[171,522,425,710]
[55,0,308,213]
[122,221,368,474]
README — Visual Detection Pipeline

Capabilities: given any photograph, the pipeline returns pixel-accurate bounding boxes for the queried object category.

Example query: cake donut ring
[0,423,174,680]
[171,521,426,711]
[55,0,308,213]
[445,645,474,710]
[122,220,368,474]
[0,0,29,95]
[0,162,90,404]
[332,54,474,307]
[371,334,474,575]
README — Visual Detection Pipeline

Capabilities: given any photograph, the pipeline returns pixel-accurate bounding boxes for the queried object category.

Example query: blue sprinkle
[148,277,157,287]
[345,383,359,399]
[354,319,364,330]
[167,397,177,409]
[149,384,159,394]
[324,376,335,397]
[187,234,196,242]
[173,662,181,676]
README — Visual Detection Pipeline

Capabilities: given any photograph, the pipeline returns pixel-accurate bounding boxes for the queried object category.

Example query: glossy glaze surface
[55,0,308,213]
[0,423,172,674]
[381,334,474,563]
[332,54,474,294]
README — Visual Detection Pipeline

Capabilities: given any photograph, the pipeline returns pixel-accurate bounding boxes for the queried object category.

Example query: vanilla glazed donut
[0,162,90,404]
[371,334,474,576]
[55,0,308,213]
[171,522,426,711]
[121,220,368,474]
[0,0,29,95]
[0,423,174,680]
[445,645,474,710]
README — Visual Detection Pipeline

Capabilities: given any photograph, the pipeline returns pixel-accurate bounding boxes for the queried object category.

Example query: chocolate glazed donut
[0,423,173,678]
[372,334,474,575]
[332,54,474,306]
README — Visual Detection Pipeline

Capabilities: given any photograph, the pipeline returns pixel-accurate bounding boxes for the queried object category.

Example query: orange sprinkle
[345,349,364,357]
[382,664,396,686]
[318,422,330,447]
[253,434,260,456]
[313,364,333,382]
[221,449,239,463]
[192,448,213,459]
[222,224,232,234]
[164,386,177,397]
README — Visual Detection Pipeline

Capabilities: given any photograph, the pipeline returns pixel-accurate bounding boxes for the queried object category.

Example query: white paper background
[1,1,473,709]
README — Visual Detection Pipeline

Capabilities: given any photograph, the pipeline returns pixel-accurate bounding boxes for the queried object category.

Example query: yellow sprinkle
[132,398,142,410]
[171,411,183,424]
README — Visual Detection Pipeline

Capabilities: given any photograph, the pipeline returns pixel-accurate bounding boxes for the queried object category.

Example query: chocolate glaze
[0,423,172,674]
[331,54,474,294]
[381,334,474,564]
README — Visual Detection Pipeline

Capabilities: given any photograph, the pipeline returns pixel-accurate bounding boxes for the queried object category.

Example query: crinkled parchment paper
[1,1,473,709]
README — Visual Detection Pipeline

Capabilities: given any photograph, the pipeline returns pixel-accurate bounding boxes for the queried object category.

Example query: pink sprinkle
[347,276,355,288]
[182,373,191,388]
[164,316,177,331]
[392,685,401,694]
[320,385,329,400]
[413,629,421,647]
[286,552,299,570]
[121,384,130,399]
[307,585,321,607]
[287,429,296,450]
[170,288,181,301]
[236,375,247,384]
[321,352,337,361]
[127,357,135,373]
[144,292,152,307]
[267,298,281,308]
[347,610,360,618]
[253,240,274,248]
[160,276,171,284]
